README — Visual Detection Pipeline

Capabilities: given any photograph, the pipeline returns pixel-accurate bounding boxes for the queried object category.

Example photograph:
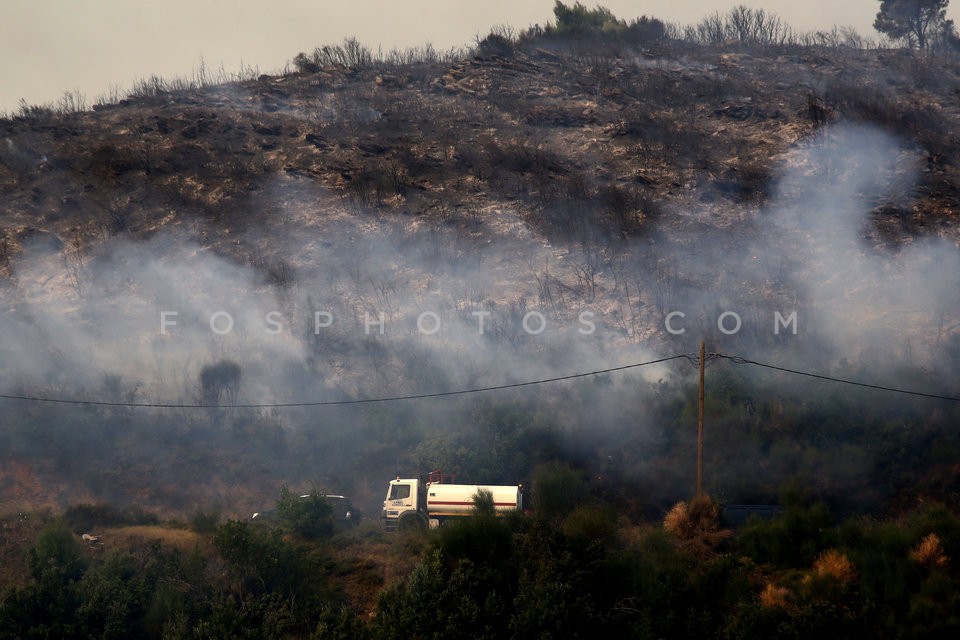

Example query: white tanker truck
[381,470,523,530]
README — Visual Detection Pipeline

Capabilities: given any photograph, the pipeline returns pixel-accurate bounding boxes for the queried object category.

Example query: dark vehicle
[251,494,360,528]
[323,494,361,527]
[721,504,783,528]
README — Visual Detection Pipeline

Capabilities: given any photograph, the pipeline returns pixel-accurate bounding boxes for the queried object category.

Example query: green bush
[737,491,833,567]
[276,485,334,539]
[562,504,618,543]
[189,506,222,534]
[213,520,305,595]
[434,512,514,567]
[531,461,590,522]
[510,550,602,639]
[373,549,512,640]
[29,519,87,583]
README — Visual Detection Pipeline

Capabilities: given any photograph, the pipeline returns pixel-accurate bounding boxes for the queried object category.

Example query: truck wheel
[398,512,426,531]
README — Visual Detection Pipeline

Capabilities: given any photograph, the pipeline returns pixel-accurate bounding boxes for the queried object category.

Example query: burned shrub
[293,52,320,74]
[199,359,242,405]
[476,32,515,59]
[822,82,958,164]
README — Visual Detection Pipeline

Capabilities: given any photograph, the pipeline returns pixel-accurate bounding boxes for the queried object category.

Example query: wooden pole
[697,341,705,498]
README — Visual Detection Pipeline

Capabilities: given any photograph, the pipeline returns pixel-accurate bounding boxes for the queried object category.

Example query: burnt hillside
[1,33,959,518]
[3,41,959,264]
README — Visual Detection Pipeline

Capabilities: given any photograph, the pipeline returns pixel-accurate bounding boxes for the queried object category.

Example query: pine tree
[874,0,950,49]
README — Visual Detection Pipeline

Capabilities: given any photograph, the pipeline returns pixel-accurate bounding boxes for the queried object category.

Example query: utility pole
[697,341,705,498]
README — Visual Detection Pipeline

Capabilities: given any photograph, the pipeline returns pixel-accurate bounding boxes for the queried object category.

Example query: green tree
[552,1,624,34]
[874,0,950,49]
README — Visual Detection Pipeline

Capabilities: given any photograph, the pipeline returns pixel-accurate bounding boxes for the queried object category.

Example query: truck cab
[382,477,424,531]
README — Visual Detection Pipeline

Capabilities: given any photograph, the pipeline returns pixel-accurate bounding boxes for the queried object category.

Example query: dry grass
[662,496,731,556]
[663,496,718,538]
[810,548,857,585]
[100,525,212,554]
[663,501,692,537]
[911,533,949,570]
[758,582,792,609]
[802,548,857,600]
[324,527,424,616]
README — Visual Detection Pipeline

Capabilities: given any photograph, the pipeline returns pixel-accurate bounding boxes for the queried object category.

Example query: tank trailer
[382,470,523,530]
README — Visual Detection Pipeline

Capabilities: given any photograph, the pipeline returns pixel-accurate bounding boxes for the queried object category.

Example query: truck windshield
[389,484,411,500]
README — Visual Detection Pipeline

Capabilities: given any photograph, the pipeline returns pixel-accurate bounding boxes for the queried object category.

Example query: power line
[0,354,691,409]
[718,354,960,403]
[4,351,956,409]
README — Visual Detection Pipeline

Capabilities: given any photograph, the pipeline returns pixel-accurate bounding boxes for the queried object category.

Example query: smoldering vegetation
[1,19,960,523]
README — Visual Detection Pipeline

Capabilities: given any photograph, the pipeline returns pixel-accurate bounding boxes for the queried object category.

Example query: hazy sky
[1,1,957,112]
